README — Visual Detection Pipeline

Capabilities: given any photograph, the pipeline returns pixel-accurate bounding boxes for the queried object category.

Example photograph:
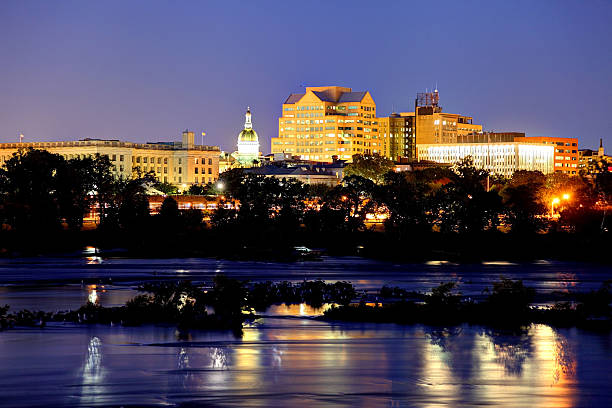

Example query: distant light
[552,197,560,204]
[562,193,570,200]
[217,182,225,190]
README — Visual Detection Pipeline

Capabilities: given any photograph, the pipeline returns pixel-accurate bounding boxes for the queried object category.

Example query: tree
[437,157,502,233]
[501,171,547,233]
[344,154,394,184]
[0,149,68,231]
[380,171,436,238]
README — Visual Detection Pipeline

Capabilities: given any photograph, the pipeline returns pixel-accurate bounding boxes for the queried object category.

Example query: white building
[417,142,554,177]
[235,107,260,166]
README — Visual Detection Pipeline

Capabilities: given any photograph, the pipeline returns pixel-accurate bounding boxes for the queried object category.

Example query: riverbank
[1,228,612,264]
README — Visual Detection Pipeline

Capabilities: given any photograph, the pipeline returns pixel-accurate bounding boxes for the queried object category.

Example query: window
[143,157,148,163]
[208,168,212,174]
[164,158,168,164]
[112,154,116,161]
[119,155,124,162]
[208,158,212,165]
[178,167,182,174]
[194,167,198,174]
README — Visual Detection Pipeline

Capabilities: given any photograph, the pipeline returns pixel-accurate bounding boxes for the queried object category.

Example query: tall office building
[271,86,379,162]
[404,90,482,145]
[377,113,415,161]
[0,131,220,186]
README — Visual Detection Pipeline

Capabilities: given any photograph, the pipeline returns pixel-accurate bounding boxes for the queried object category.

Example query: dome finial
[244,106,252,130]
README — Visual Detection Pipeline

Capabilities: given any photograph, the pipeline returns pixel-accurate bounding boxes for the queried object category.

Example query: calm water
[0,257,611,407]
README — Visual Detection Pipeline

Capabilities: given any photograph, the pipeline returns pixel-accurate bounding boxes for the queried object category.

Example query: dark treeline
[324,278,612,331]
[2,276,610,334]
[1,150,611,261]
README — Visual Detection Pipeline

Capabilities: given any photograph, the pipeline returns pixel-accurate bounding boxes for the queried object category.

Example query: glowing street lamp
[551,197,560,218]
[562,193,571,201]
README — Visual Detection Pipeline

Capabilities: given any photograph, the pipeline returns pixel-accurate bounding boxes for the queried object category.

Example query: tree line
[0,149,610,257]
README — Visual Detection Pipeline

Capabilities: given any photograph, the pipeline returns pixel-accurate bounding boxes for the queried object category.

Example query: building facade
[403,90,482,145]
[0,131,220,186]
[378,114,416,161]
[235,107,261,166]
[514,136,579,175]
[271,86,379,162]
[417,142,554,177]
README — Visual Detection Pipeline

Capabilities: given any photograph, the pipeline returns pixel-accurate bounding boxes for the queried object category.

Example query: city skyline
[1,0,611,153]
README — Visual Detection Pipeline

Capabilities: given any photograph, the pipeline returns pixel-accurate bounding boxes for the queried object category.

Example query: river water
[0,256,611,407]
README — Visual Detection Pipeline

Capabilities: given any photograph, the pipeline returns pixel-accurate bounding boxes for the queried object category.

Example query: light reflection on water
[0,319,609,407]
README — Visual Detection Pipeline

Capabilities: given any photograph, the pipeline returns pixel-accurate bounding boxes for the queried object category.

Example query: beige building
[417,142,554,177]
[271,86,380,162]
[378,113,415,161]
[0,130,220,186]
[402,90,482,146]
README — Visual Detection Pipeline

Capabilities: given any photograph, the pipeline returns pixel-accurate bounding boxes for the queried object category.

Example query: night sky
[1,0,611,153]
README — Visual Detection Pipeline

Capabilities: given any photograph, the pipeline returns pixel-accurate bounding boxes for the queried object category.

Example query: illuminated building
[235,107,261,166]
[416,142,554,177]
[271,86,379,162]
[0,130,220,186]
[579,138,612,174]
[402,90,483,145]
[514,136,579,175]
[378,113,416,161]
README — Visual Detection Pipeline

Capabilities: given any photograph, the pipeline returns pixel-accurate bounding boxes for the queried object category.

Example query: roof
[245,165,336,177]
[311,91,336,102]
[284,93,304,104]
[338,91,367,103]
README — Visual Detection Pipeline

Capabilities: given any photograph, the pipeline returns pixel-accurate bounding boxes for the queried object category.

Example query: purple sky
[1,0,611,153]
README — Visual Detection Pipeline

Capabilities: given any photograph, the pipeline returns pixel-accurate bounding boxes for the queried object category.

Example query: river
[0,256,611,407]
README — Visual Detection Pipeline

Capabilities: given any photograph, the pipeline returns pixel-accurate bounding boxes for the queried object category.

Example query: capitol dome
[238,108,259,143]
[235,107,260,166]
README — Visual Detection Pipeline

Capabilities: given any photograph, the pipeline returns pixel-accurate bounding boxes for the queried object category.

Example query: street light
[551,197,560,218]
[216,181,224,191]
[562,193,571,201]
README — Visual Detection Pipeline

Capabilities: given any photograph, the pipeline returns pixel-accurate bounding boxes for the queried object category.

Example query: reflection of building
[378,114,415,161]
[0,131,220,185]
[515,136,579,175]
[271,86,379,162]
[417,142,554,177]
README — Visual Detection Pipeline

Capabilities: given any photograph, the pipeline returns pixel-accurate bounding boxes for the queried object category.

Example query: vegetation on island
[1,275,610,334]
[0,149,611,262]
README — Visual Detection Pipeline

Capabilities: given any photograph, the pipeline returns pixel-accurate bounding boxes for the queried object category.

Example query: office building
[514,136,579,175]
[403,90,482,145]
[271,86,379,162]
[0,131,220,186]
[378,113,416,161]
[417,142,554,177]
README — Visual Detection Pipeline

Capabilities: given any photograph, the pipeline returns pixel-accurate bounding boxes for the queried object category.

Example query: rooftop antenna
[201,131,205,146]
[19,132,24,143]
